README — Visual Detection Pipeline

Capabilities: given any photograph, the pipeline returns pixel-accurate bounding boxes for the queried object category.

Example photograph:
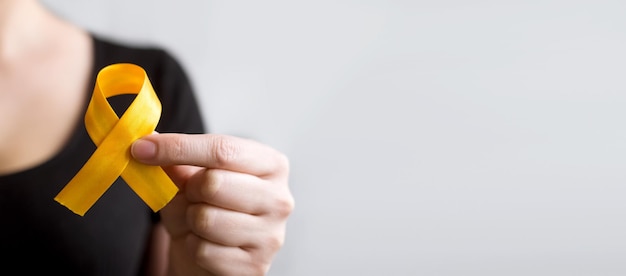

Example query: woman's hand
[132,133,294,275]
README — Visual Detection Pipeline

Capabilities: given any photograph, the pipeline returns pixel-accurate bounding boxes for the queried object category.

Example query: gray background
[40,1,626,275]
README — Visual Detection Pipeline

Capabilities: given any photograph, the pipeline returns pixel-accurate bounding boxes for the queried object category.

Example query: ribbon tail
[121,160,179,212]
[55,150,129,216]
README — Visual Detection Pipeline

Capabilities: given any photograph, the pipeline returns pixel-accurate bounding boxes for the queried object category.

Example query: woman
[0,0,294,275]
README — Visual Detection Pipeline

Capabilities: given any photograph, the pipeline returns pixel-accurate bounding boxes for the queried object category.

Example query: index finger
[131,133,289,177]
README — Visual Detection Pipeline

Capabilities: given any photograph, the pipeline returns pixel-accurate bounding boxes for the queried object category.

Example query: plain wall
[40,1,626,275]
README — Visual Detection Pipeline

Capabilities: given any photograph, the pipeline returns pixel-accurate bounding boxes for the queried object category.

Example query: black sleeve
[150,50,207,135]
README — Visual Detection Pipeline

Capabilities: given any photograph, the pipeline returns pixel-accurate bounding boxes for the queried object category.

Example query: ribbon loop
[55,63,178,216]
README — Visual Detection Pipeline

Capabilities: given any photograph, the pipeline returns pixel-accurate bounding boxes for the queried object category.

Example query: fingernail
[132,139,157,161]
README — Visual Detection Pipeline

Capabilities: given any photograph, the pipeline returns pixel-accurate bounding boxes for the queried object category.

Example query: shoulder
[92,34,188,87]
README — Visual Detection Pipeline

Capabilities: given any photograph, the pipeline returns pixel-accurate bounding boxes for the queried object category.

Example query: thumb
[131,134,202,187]
[130,137,158,163]
[131,133,198,166]
[131,133,215,167]
[132,132,285,176]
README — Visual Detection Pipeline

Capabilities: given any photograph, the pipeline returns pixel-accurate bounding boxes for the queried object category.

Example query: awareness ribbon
[54,63,178,216]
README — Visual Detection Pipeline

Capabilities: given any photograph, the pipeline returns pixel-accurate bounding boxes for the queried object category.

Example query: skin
[0,0,92,175]
[1,1,294,275]
[133,134,293,275]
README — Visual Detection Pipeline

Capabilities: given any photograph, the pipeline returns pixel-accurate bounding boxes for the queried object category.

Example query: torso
[0,29,206,274]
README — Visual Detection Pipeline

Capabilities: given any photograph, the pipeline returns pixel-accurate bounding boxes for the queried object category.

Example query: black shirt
[0,35,205,275]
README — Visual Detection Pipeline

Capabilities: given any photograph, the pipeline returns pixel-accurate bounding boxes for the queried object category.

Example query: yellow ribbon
[55,63,178,216]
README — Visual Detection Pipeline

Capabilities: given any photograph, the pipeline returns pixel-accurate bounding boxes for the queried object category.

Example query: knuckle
[246,252,272,276]
[199,170,223,201]
[190,237,209,265]
[193,249,208,270]
[275,152,290,172]
[184,234,208,266]
[167,135,188,163]
[188,236,221,274]
[212,136,240,166]
[271,193,295,217]
[248,237,281,274]
[187,205,215,234]
[251,263,271,276]
[263,234,285,252]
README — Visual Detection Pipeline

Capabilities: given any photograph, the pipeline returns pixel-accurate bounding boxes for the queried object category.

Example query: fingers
[186,204,277,248]
[131,133,289,177]
[166,201,280,275]
[185,235,273,275]
[185,169,292,216]
[137,133,294,274]
[162,168,293,244]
